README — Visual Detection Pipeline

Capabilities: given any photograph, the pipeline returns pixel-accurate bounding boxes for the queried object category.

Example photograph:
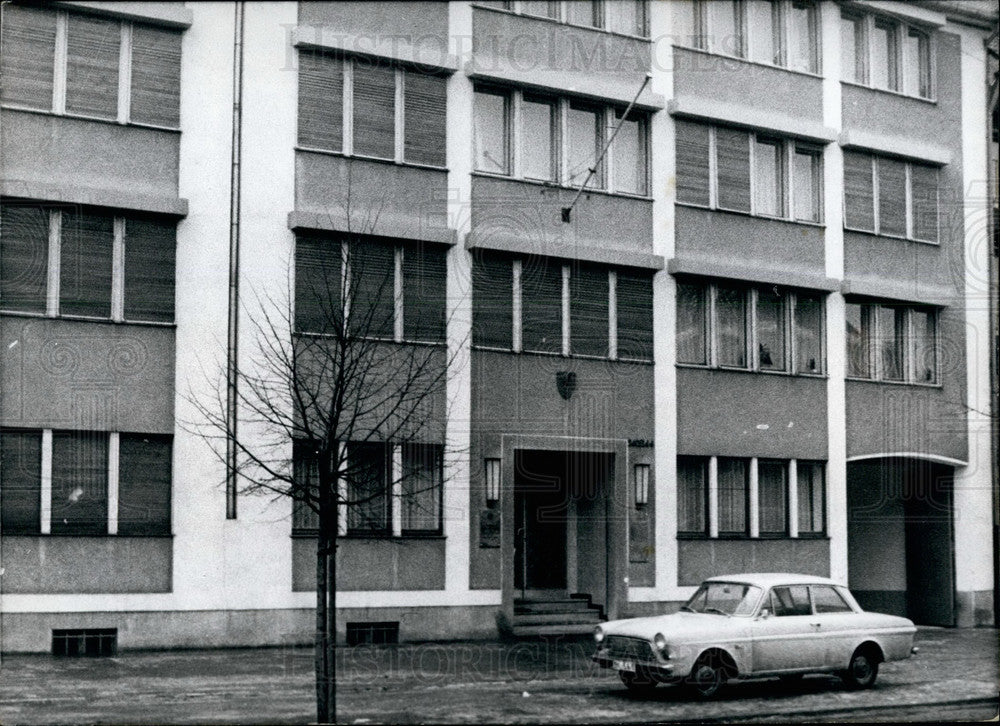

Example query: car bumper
[593,653,677,681]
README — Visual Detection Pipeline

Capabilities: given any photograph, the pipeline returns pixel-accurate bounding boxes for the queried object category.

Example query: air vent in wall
[345,621,399,646]
[52,628,118,657]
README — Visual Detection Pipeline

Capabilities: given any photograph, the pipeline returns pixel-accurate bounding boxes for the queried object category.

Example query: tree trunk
[315,532,331,723]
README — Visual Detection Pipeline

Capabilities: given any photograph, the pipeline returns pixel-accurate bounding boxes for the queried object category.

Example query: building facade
[0,0,996,652]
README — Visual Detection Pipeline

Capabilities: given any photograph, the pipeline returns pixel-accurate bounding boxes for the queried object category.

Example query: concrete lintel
[1,180,188,217]
[287,210,457,246]
[843,1,947,28]
[667,98,837,144]
[49,1,193,28]
[467,234,665,271]
[839,130,952,166]
[293,26,459,73]
[667,257,840,292]
[840,278,957,307]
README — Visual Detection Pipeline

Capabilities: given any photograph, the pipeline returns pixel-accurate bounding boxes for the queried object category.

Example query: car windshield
[682,583,762,616]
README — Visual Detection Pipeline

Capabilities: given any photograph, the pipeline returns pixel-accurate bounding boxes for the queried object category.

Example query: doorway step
[512,594,606,637]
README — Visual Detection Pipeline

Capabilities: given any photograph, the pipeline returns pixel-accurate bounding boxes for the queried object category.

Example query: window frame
[839,11,935,101]
[844,301,940,386]
[842,152,940,244]
[476,1,649,38]
[795,460,826,537]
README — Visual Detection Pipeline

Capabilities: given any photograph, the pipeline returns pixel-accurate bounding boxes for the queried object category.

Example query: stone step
[514,600,595,614]
[513,611,604,626]
[511,623,601,638]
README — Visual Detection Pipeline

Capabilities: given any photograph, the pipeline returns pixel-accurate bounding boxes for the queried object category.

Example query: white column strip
[708,456,719,538]
[46,210,61,317]
[336,441,347,536]
[608,270,618,360]
[512,259,522,352]
[394,67,405,163]
[342,59,353,156]
[394,246,404,342]
[53,12,68,114]
[107,432,119,535]
[561,264,571,356]
[40,430,53,534]
[111,217,126,322]
[117,23,133,124]
[788,458,799,538]
[391,444,402,537]
[749,457,759,538]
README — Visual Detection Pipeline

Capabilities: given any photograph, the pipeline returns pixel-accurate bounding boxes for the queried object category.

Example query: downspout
[226,2,245,519]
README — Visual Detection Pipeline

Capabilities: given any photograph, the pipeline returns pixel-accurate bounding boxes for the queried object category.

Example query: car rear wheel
[619,670,658,694]
[687,654,727,699]
[841,647,879,689]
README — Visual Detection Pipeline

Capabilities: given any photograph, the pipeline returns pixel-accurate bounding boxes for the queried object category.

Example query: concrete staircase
[512,594,606,637]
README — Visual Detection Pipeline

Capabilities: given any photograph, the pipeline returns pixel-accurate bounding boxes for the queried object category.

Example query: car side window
[770,586,811,616]
[811,585,853,613]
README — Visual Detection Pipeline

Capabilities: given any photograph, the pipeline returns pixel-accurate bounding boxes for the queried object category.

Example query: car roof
[703,573,846,589]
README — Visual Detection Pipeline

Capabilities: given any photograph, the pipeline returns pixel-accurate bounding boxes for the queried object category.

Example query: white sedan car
[593,573,917,698]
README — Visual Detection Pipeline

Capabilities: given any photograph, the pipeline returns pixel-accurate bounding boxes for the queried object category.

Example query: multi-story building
[0,0,996,652]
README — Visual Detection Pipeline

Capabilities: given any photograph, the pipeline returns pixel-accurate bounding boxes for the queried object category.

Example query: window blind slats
[124,218,175,322]
[716,127,752,212]
[843,151,875,231]
[521,257,563,354]
[118,434,171,535]
[616,270,653,361]
[1,204,49,313]
[349,241,395,338]
[472,252,513,349]
[402,245,446,342]
[295,235,342,335]
[130,25,182,128]
[298,52,343,152]
[877,158,907,237]
[51,431,108,535]
[403,71,447,166]
[60,211,113,318]
[570,264,609,357]
[352,61,395,159]
[0,430,42,534]
[0,4,57,109]
[910,164,938,242]
[65,14,120,120]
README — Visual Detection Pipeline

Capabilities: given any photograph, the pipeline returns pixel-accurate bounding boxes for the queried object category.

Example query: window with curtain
[473,89,509,174]
[616,270,654,361]
[753,137,784,217]
[521,257,563,354]
[716,285,747,368]
[0,203,49,313]
[123,217,176,323]
[117,434,171,535]
[291,440,322,532]
[675,121,712,207]
[472,251,513,349]
[0,4,57,110]
[51,431,108,535]
[346,442,389,534]
[796,461,825,535]
[756,287,786,371]
[843,151,875,232]
[878,305,906,381]
[793,147,822,222]
[757,459,788,535]
[677,282,708,365]
[0,429,42,534]
[60,210,114,318]
[521,95,555,181]
[401,443,443,534]
[130,25,182,128]
[352,61,396,159]
[677,456,707,535]
[718,457,748,535]
[402,244,447,342]
[794,293,823,374]
[846,302,870,378]
[911,309,937,383]
[716,127,752,213]
[570,263,609,357]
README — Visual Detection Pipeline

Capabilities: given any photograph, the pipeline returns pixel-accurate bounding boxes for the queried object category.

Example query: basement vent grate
[345,621,399,646]
[52,628,118,657]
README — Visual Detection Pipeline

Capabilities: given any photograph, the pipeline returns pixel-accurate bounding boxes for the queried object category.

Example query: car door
[750,586,826,673]
[809,585,860,669]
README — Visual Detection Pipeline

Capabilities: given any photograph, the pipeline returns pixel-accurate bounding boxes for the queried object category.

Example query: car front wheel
[841,648,879,689]
[619,670,658,694]
[687,655,727,699]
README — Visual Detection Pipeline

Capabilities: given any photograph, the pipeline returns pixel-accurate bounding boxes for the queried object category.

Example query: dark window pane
[401,443,442,533]
[521,257,563,354]
[295,234,342,334]
[0,429,42,533]
[846,302,870,378]
[718,457,747,535]
[472,251,512,348]
[758,459,787,535]
[1,203,49,313]
[60,210,113,318]
[677,282,707,365]
[349,241,395,338]
[794,293,823,374]
[812,585,852,613]
[756,287,786,371]
[677,456,707,534]
[716,285,747,368]
[292,440,321,531]
[771,585,810,615]
[0,4,56,109]
[124,217,175,322]
[912,308,936,383]
[352,60,395,159]
[298,51,343,152]
[402,244,446,342]
[130,25,181,128]
[65,14,119,120]
[877,157,907,237]
[796,461,824,534]
[616,270,653,361]
[716,127,751,212]
[118,434,171,535]
[675,121,711,206]
[878,305,905,381]
[404,70,447,166]
[570,263,609,357]
[843,152,875,231]
[346,442,388,533]
[910,164,938,242]
[473,89,508,173]
[51,431,108,535]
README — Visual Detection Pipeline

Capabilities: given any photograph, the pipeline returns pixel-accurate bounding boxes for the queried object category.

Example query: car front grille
[603,635,656,661]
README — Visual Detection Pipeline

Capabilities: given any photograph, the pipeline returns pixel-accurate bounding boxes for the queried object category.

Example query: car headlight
[653,632,670,658]
[593,626,605,644]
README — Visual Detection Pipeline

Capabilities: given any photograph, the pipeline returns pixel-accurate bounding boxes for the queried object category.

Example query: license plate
[614,659,636,673]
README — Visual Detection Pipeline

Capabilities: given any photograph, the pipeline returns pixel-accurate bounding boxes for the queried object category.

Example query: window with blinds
[401,443,443,534]
[796,461,825,535]
[0,429,42,534]
[0,203,50,313]
[844,151,939,242]
[402,244,446,342]
[130,25,182,128]
[616,270,653,361]
[124,217,175,322]
[677,456,707,535]
[0,4,57,110]
[297,52,344,152]
[65,14,120,120]
[521,257,563,354]
[716,127,752,212]
[843,151,875,232]
[346,442,389,534]
[757,459,788,535]
[910,164,939,242]
[570,263,609,357]
[352,61,396,159]
[348,241,395,338]
[51,431,108,535]
[295,234,342,335]
[717,457,748,535]
[117,434,171,535]
[60,210,113,318]
[472,252,513,349]
[677,282,708,365]
[877,158,907,237]
[675,121,711,206]
[404,70,447,167]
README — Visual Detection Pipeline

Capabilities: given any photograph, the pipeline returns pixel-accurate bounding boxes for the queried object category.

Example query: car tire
[687,654,727,699]
[841,648,879,689]
[619,670,659,694]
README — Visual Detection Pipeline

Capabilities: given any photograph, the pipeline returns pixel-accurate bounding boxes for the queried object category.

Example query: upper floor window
[676,120,823,223]
[676,279,825,375]
[298,51,447,168]
[0,201,176,323]
[473,86,649,196]
[840,11,932,99]
[478,1,647,36]
[294,233,446,343]
[0,4,182,128]
[843,150,939,243]
[846,301,938,385]
[472,251,653,362]
[691,0,819,74]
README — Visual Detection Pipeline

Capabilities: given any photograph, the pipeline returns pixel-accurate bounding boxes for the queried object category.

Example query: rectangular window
[675,121,712,207]
[400,444,442,534]
[566,0,601,27]
[871,18,898,91]
[796,461,825,535]
[473,89,509,174]
[0,203,49,313]
[403,70,447,167]
[677,282,708,365]
[845,151,939,241]
[753,137,784,217]
[840,13,864,83]
[794,293,823,374]
[613,109,647,195]
[60,211,114,318]
[520,257,563,354]
[755,287,786,371]
[0,4,57,110]
[718,457,748,535]
[758,459,788,535]
[788,2,818,73]
[123,217,176,323]
[716,285,747,368]
[567,102,602,188]
[903,28,931,98]
[0,429,42,534]
[51,431,108,535]
[846,302,871,378]
[843,151,875,232]
[748,1,779,66]
[877,157,907,237]
[65,14,120,120]
[117,434,171,535]
[910,163,939,243]
[129,25,182,128]
[811,585,852,613]
[348,241,395,338]
[292,440,321,532]
[607,0,646,36]
[570,263,609,357]
[709,0,743,57]
[472,252,513,349]
[295,234,341,335]
[878,305,905,381]
[715,127,752,213]
[792,147,822,222]
[346,442,389,534]
[521,1,559,19]
[402,244,446,342]
[677,456,708,535]
[298,52,343,152]
[616,270,654,361]
[352,61,396,159]
[521,95,555,181]
[911,309,937,383]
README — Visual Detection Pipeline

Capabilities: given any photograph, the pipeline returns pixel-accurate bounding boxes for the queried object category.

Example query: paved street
[0,628,996,724]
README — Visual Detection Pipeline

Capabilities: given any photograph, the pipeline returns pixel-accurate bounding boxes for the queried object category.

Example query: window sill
[676,363,827,379]
[670,45,823,81]
[295,146,448,174]
[471,4,651,42]
[675,202,825,229]
[0,104,181,132]
[293,532,446,541]
[472,171,653,202]
[845,376,942,389]
[473,345,653,365]
[678,534,831,542]
[842,226,940,247]
[294,331,446,348]
[0,532,174,538]
[840,80,937,105]
[0,311,177,328]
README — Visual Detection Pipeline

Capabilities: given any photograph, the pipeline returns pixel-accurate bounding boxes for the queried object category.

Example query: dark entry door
[904,462,955,626]
[514,452,567,591]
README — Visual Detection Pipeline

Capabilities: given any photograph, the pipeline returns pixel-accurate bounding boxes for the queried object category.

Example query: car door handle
[810,622,822,629]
